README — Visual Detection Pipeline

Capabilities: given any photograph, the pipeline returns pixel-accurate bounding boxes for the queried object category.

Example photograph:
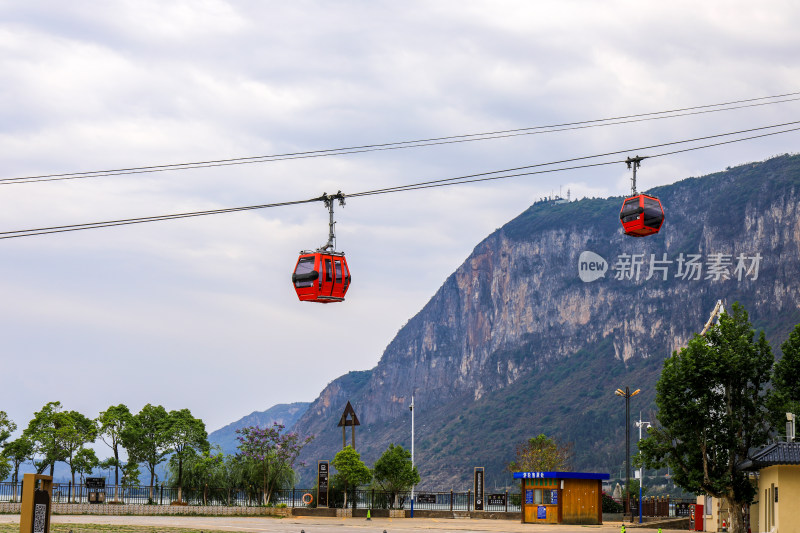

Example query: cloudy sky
[2,1,800,440]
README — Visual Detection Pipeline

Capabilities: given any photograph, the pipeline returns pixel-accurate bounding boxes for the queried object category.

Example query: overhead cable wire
[351,125,800,197]
[4,92,800,185]
[347,120,800,197]
[0,198,322,240]
[2,122,799,241]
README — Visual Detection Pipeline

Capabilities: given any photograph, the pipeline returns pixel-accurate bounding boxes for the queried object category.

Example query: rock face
[291,154,800,489]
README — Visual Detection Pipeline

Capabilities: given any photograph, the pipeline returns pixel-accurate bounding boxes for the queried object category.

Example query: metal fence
[3,481,690,515]
[1,482,274,507]
[0,482,521,511]
[316,489,520,512]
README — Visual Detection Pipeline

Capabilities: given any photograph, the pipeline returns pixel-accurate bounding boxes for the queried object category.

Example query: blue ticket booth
[514,471,610,525]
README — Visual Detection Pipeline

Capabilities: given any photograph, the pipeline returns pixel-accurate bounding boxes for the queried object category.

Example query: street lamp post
[615,387,640,522]
[634,412,651,524]
[410,395,415,513]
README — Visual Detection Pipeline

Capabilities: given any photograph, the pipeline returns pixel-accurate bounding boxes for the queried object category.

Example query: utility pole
[634,412,652,524]
[616,387,640,521]
[410,395,415,504]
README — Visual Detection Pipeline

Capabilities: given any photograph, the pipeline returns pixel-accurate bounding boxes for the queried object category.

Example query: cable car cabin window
[324,258,333,282]
[621,197,642,223]
[643,197,664,227]
[343,262,351,289]
[334,260,343,283]
[293,257,317,288]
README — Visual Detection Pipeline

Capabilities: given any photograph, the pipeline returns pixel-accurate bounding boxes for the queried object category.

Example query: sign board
[675,502,692,516]
[33,489,50,533]
[537,505,547,519]
[416,493,436,504]
[488,493,506,506]
[525,489,534,504]
[85,477,105,489]
[473,467,484,511]
[317,461,329,508]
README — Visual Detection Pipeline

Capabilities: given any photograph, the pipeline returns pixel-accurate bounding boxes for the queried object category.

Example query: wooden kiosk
[514,471,610,525]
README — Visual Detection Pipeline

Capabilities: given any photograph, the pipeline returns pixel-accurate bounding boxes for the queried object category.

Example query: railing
[312,489,520,512]
[0,482,521,511]
[1,482,272,507]
[5,481,690,516]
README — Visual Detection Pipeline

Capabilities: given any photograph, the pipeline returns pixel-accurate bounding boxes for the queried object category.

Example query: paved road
[0,515,684,533]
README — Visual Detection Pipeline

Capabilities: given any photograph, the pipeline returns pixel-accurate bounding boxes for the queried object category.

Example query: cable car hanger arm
[317,191,346,252]
[625,155,648,196]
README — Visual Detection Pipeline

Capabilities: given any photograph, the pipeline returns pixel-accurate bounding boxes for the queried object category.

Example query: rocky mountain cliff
[291,154,800,489]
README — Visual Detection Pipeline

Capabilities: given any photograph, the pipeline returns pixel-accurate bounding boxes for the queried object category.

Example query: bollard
[621,525,626,533]
[367,509,371,521]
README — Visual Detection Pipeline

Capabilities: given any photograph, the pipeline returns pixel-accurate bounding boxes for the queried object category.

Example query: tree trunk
[723,495,746,533]
[114,448,120,502]
[177,455,183,502]
[148,468,155,502]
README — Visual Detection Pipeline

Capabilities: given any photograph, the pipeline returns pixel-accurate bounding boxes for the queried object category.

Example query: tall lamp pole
[410,395,415,506]
[634,412,652,524]
[615,387,640,522]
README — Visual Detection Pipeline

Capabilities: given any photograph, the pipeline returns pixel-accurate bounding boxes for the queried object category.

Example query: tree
[123,404,170,502]
[331,445,372,509]
[23,401,68,476]
[56,410,98,496]
[3,437,33,500]
[73,447,99,485]
[97,404,133,500]
[506,434,573,472]
[236,423,313,506]
[373,444,420,508]
[121,460,141,488]
[162,408,208,503]
[0,411,17,484]
[0,411,15,448]
[169,446,226,506]
[767,322,800,430]
[0,454,9,483]
[639,303,773,533]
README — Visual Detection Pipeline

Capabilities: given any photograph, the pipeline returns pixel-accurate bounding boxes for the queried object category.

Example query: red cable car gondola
[291,191,352,303]
[619,156,664,237]
[292,251,351,303]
